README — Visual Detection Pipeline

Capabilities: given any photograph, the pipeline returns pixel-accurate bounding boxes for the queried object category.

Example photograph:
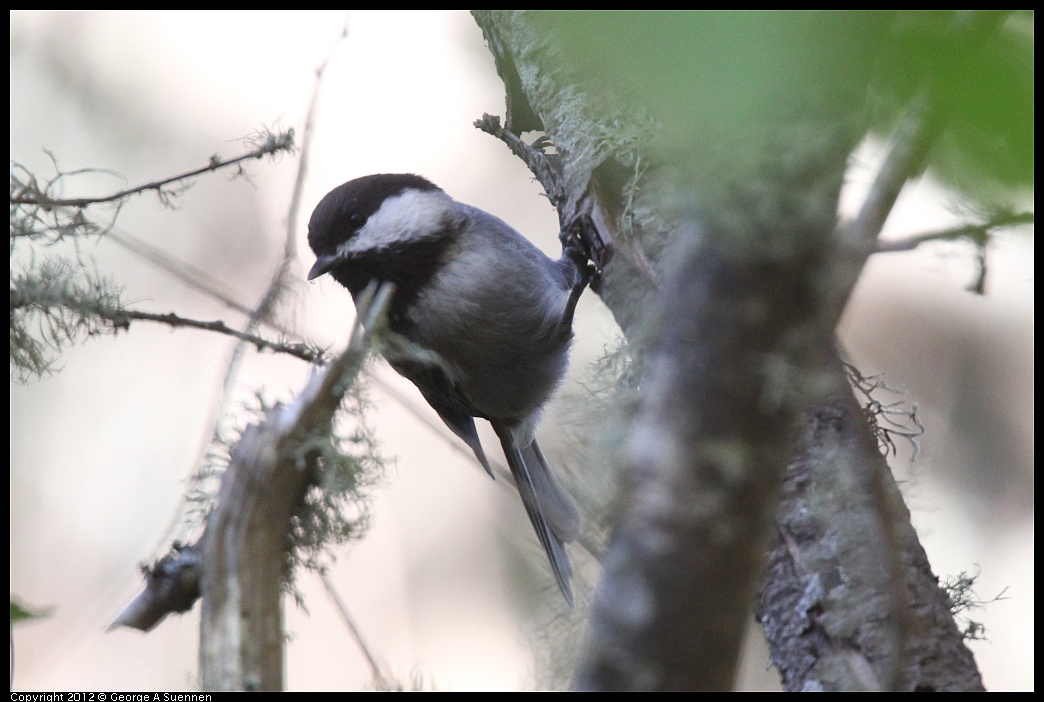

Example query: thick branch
[759,390,985,691]
[196,285,390,691]
[111,287,390,689]
[109,544,202,633]
[575,223,837,690]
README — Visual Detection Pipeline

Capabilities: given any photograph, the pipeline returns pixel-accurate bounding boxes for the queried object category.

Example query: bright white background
[10,11,1033,691]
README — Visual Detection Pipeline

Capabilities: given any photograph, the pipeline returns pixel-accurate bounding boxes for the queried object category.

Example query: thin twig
[876,211,1034,253]
[9,132,295,208]
[287,16,350,254]
[474,113,565,205]
[116,309,324,363]
[8,286,320,363]
[320,572,390,689]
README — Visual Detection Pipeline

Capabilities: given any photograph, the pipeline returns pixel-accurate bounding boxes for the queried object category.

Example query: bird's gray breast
[404,213,572,422]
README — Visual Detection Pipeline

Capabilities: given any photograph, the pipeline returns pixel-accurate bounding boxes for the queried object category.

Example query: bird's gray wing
[387,356,494,478]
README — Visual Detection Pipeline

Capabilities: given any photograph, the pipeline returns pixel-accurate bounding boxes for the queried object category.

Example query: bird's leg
[558,224,597,329]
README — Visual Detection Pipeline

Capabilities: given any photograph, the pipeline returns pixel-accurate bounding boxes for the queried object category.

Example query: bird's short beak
[307,254,339,281]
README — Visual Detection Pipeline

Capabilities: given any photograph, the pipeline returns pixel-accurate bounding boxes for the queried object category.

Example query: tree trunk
[473,10,985,691]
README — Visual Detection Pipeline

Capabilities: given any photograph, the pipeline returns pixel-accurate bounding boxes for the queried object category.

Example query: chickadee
[307,173,586,603]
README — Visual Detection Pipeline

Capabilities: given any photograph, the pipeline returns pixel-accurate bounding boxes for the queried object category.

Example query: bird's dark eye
[348,212,366,228]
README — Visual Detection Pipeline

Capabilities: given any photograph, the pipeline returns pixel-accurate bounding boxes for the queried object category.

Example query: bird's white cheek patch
[347,189,454,254]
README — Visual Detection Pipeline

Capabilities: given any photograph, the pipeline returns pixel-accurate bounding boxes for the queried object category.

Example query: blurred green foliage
[542,11,1032,204]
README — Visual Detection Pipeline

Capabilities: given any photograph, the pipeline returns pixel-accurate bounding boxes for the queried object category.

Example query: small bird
[307,173,586,603]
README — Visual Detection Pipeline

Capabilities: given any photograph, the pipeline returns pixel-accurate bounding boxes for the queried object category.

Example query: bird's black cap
[307,173,442,265]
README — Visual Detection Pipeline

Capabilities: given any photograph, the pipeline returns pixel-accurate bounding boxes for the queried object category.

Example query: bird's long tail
[496,429,580,605]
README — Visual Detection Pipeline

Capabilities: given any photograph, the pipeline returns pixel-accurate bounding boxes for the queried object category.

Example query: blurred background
[9,11,1032,691]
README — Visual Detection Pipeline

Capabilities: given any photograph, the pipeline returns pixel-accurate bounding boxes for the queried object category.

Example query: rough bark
[759,390,986,691]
